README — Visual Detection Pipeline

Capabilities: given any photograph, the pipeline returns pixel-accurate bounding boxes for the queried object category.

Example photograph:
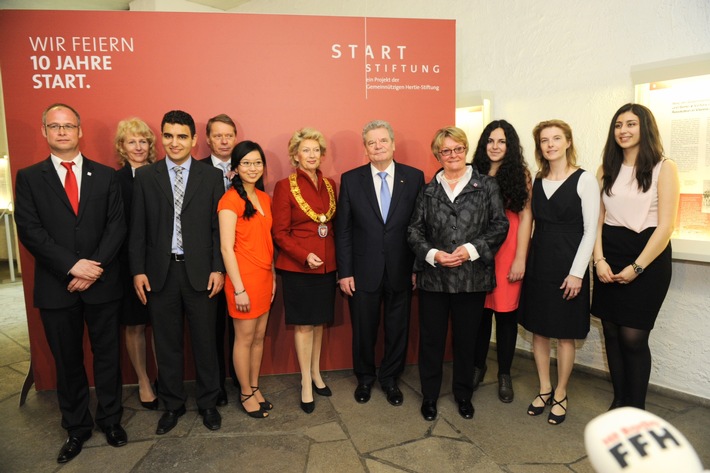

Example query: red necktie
[61,161,79,214]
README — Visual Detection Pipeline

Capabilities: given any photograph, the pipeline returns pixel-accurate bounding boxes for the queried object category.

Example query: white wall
[213,0,710,400]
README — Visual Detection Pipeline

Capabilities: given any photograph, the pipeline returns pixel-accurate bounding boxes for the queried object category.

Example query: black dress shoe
[354,384,371,404]
[199,407,222,430]
[498,374,514,403]
[101,424,127,447]
[383,385,403,406]
[57,432,91,463]
[216,388,228,407]
[312,381,332,397]
[421,400,437,421]
[156,405,186,435]
[456,398,474,419]
[472,364,487,391]
[300,400,315,414]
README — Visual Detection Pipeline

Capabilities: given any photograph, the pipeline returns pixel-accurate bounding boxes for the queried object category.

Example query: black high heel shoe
[527,390,554,416]
[141,398,159,410]
[240,393,268,418]
[139,384,159,410]
[252,386,273,411]
[300,400,315,414]
[312,381,332,397]
[548,395,568,425]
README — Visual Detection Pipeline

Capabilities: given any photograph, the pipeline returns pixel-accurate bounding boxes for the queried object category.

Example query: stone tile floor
[0,281,708,472]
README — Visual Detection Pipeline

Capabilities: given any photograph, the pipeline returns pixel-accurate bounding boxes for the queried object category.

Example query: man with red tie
[14,103,127,463]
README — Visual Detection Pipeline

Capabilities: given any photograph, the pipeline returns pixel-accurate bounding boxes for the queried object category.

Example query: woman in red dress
[471,120,532,403]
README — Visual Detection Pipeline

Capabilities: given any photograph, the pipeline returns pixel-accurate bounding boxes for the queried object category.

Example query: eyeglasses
[239,161,264,168]
[45,124,79,132]
[439,146,466,157]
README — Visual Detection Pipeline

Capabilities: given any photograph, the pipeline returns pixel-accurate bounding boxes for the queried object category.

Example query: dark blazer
[407,166,509,293]
[128,157,225,292]
[14,156,126,308]
[336,161,424,292]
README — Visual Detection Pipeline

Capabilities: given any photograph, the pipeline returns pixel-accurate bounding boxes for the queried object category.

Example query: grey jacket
[407,166,509,293]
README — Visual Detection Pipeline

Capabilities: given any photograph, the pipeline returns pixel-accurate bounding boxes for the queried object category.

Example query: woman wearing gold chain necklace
[272,128,337,414]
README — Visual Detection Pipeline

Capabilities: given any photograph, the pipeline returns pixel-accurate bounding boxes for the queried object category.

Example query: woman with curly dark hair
[471,120,532,403]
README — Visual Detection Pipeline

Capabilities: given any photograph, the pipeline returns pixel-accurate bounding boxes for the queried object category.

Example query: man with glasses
[335,120,424,407]
[14,103,127,463]
[200,113,239,405]
[129,110,226,435]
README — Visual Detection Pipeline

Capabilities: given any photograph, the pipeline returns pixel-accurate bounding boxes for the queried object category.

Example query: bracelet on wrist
[593,257,606,267]
[234,288,246,296]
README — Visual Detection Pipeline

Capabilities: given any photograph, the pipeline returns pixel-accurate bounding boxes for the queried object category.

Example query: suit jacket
[335,161,424,292]
[407,166,509,293]
[128,157,225,292]
[272,168,337,273]
[14,156,126,309]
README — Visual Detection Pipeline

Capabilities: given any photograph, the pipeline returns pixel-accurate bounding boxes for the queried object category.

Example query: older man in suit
[200,113,239,405]
[14,103,127,463]
[129,110,225,434]
[336,119,424,406]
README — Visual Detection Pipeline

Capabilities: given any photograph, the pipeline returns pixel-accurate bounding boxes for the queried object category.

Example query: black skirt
[591,224,671,330]
[280,270,336,325]
[120,276,150,326]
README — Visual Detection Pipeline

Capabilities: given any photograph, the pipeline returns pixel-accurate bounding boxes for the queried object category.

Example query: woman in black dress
[519,120,599,425]
[591,104,679,410]
[114,118,158,409]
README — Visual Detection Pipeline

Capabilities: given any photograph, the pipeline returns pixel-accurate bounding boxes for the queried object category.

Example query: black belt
[171,253,185,261]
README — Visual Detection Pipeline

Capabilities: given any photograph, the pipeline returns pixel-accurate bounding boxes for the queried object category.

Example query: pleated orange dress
[218,188,274,319]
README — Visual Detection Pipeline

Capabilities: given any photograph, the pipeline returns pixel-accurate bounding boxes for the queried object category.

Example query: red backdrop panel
[0,10,455,390]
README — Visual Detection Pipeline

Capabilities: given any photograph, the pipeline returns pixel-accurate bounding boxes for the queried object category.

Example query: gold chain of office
[289,173,336,223]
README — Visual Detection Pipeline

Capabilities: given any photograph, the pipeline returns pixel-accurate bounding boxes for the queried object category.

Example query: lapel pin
[87,172,92,176]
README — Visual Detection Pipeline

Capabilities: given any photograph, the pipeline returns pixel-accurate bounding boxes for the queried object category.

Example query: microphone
[584,407,707,473]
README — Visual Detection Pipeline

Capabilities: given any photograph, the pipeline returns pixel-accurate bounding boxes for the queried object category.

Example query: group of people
[14,102,678,464]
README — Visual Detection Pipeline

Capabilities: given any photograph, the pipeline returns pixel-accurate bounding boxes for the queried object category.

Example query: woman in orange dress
[218,140,275,418]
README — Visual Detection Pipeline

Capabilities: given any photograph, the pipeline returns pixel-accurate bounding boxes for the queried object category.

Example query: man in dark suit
[335,119,425,406]
[129,110,225,434]
[14,103,127,463]
[200,113,239,405]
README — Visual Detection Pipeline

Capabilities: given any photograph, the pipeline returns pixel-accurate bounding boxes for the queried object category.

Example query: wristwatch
[632,262,644,274]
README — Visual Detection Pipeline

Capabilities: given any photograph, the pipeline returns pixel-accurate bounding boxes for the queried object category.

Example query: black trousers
[40,299,123,437]
[214,290,237,388]
[418,290,486,402]
[349,271,412,387]
[148,260,219,411]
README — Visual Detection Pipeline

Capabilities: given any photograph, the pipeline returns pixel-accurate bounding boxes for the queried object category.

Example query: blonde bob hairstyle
[532,119,577,178]
[114,118,157,166]
[431,126,469,160]
[287,127,327,168]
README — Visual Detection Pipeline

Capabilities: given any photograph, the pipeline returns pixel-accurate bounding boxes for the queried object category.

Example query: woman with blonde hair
[114,118,158,409]
[519,120,599,425]
[272,128,337,413]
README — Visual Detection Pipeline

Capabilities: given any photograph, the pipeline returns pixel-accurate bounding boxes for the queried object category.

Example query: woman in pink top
[591,103,680,410]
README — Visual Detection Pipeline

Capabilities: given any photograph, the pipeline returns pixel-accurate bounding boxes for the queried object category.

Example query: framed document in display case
[633,54,710,262]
